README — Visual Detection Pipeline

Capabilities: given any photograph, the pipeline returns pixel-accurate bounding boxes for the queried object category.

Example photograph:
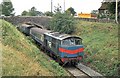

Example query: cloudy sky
[0,0,103,15]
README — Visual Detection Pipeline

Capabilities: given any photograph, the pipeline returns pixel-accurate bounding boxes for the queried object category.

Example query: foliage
[44,11,53,16]
[107,2,116,14]
[1,19,69,76]
[91,10,98,14]
[49,12,76,34]
[28,7,37,16]
[0,0,14,16]
[107,1,120,14]
[119,1,120,12]
[74,21,119,76]
[21,6,43,16]
[98,13,110,19]
[21,10,28,16]
[66,7,76,16]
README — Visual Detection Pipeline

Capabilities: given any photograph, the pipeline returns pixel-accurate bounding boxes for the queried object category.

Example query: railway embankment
[74,21,119,76]
[1,19,69,76]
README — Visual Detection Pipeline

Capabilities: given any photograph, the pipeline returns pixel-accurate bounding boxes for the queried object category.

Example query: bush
[49,12,76,34]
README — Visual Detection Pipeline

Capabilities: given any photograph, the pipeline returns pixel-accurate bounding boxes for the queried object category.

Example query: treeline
[0,0,76,17]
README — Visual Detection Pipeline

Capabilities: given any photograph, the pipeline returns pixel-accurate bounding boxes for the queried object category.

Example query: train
[77,13,97,19]
[18,22,84,65]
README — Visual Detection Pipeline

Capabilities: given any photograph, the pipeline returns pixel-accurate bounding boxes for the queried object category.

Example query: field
[1,19,69,76]
[74,20,119,76]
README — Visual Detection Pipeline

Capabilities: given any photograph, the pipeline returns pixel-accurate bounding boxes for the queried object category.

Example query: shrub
[49,12,76,34]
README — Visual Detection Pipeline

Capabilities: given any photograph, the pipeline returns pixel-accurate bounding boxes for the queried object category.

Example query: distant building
[98,2,109,14]
[100,0,120,14]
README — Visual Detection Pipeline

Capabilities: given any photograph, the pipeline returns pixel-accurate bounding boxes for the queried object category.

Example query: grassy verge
[1,19,69,76]
[74,20,119,76]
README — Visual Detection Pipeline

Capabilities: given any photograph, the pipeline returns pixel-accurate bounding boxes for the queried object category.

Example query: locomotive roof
[21,24,33,27]
[45,32,82,40]
[21,23,43,29]
[30,28,82,40]
[30,28,51,34]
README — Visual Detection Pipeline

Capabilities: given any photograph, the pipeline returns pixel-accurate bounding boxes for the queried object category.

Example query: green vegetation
[0,0,15,16]
[49,12,76,34]
[21,7,43,16]
[74,21,119,76]
[1,19,69,76]
[66,7,76,16]
[44,11,53,17]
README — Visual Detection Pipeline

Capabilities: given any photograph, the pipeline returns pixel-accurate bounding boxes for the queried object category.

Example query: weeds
[1,19,69,76]
[75,21,119,76]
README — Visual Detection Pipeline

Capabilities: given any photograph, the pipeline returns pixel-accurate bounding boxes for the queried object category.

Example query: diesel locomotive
[18,23,84,65]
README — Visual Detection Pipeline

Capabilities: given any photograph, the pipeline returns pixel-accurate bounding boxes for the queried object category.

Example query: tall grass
[74,21,119,76]
[1,19,69,76]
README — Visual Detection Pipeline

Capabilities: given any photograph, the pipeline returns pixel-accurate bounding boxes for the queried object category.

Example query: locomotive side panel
[30,28,51,45]
[18,24,36,35]
[44,34,59,55]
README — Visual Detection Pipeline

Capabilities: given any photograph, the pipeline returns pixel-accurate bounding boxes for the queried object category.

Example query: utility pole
[64,0,65,12]
[115,0,118,24]
[51,0,53,13]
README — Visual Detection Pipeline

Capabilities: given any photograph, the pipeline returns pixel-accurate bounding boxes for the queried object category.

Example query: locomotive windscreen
[61,37,82,46]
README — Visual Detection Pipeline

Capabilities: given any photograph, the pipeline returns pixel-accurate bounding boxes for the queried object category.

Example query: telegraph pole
[64,0,65,12]
[115,0,118,24]
[51,0,53,13]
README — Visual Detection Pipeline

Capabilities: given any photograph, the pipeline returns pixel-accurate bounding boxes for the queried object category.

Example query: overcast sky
[0,0,103,15]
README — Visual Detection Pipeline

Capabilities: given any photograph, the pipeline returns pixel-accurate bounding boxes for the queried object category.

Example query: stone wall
[1,16,51,27]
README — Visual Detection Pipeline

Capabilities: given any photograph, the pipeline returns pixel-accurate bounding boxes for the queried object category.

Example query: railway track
[63,63,104,78]
[65,66,90,78]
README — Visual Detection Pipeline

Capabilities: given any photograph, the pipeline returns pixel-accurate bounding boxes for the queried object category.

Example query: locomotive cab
[59,37,84,64]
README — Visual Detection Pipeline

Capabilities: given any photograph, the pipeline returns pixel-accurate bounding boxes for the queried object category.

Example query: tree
[91,10,98,14]
[28,6,37,16]
[66,7,76,16]
[44,11,53,16]
[49,12,76,34]
[107,1,120,14]
[21,6,43,16]
[21,10,28,16]
[0,0,14,16]
[35,11,44,16]
[107,2,116,14]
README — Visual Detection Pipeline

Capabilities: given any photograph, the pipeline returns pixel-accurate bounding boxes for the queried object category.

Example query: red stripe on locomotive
[59,48,84,54]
